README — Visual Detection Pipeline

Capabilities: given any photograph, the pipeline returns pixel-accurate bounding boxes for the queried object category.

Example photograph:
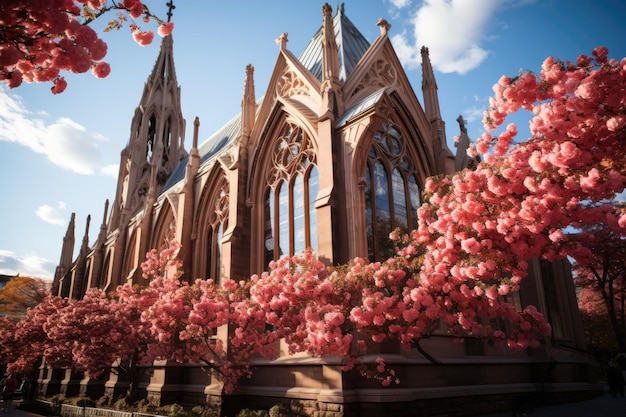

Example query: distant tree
[572,222,626,351]
[0,276,50,318]
[0,1,174,93]
[578,286,619,357]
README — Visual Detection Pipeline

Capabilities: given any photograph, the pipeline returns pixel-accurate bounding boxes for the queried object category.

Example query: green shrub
[168,403,191,417]
[96,396,111,408]
[235,409,269,417]
[191,405,205,417]
[49,394,66,405]
[73,397,97,407]
[113,397,130,411]
[136,398,159,414]
[269,404,290,417]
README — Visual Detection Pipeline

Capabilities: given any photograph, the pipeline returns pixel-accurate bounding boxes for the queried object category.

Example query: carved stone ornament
[352,58,396,99]
[277,70,310,99]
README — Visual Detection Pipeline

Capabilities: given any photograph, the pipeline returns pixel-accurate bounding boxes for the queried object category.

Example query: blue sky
[1,0,625,280]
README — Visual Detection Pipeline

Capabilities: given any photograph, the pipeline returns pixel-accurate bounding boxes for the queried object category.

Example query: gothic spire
[80,214,91,254]
[421,46,442,122]
[322,3,340,86]
[109,32,187,231]
[241,64,256,137]
[147,34,177,87]
[59,212,76,267]
[51,212,76,296]
[320,3,343,117]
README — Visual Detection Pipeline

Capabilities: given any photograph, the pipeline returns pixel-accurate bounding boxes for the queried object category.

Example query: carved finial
[242,65,256,137]
[275,32,288,50]
[456,115,467,135]
[377,18,391,36]
[103,199,109,225]
[166,1,175,22]
[193,116,200,150]
[323,2,332,16]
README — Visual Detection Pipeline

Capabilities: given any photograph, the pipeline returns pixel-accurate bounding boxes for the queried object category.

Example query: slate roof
[162,6,372,194]
[335,88,386,128]
[298,4,371,83]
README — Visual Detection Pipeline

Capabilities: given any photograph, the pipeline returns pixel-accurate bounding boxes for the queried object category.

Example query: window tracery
[206,185,229,283]
[364,120,420,260]
[264,123,318,264]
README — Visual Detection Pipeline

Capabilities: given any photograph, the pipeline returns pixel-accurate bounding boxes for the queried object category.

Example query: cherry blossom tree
[405,46,626,353]
[143,246,552,392]
[6,295,70,375]
[43,243,184,402]
[44,288,147,401]
[0,1,174,93]
[140,241,279,394]
[0,316,17,367]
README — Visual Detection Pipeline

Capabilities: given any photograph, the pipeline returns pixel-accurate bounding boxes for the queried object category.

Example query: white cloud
[391,0,503,74]
[0,249,55,280]
[36,203,67,226]
[461,94,491,123]
[462,105,486,124]
[0,87,111,175]
[101,163,120,178]
[389,0,411,8]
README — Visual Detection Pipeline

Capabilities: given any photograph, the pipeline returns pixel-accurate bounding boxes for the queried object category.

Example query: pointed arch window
[264,123,318,265]
[364,120,420,260]
[162,117,172,167]
[206,187,229,284]
[146,115,156,162]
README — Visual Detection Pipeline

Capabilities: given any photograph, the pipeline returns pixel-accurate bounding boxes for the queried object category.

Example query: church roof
[335,88,386,128]
[162,5,371,193]
[298,4,371,83]
[162,110,247,192]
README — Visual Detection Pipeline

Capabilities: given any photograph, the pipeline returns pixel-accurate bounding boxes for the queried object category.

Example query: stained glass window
[364,121,421,260]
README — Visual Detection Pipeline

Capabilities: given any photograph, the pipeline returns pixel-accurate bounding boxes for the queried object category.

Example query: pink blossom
[51,77,67,94]
[132,29,155,46]
[123,0,145,18]
[592,46,609,63]
[580,168,600,192]
[606,116,625,132]
[92,61,111,78]
[158,22,174,37]
[7,70,22,88]
[461,237,481,254]
[90,38,108,61]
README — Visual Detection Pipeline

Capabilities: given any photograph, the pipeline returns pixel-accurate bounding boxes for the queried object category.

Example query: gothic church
[48,4,599,416]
